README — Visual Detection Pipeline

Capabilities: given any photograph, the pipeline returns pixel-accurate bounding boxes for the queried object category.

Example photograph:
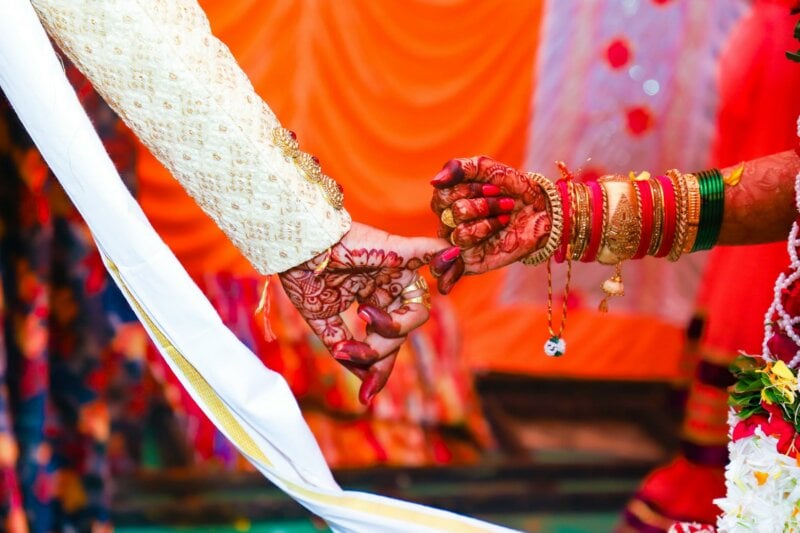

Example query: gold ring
[441,208,456,228]
[449,232,458,246]
[401,276,428,295]
[402,294,432,310]
[401,276,431,309]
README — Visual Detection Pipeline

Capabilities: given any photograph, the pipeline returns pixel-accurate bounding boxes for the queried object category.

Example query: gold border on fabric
[103,258,498,532]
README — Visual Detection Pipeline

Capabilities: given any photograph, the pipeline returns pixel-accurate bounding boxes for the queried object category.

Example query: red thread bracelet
[654,174,677,258]
[554,179,571,263]
[581,180,604,262]
[632,180,653,259]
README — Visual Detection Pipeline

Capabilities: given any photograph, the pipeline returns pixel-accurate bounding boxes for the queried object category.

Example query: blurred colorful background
[2,0,800,531]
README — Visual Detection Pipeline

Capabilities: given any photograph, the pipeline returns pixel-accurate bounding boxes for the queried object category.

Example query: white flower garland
[711,116,800,532]
[716,429,800,532]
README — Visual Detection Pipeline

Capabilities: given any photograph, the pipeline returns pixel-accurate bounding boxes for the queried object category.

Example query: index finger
[431,156,532,197]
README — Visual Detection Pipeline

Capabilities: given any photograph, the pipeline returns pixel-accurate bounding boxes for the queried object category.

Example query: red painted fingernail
[498,214,511,225]
[333,351,353,362]
[499,198,515,210]
[440,246,461,262]
[430,168,450,185]
[358,309,372,324]
[482,184,501,196]
[359,373,381,405]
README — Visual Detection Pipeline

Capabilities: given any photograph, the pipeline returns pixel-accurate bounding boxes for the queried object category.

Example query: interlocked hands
[279,222,446,404]
[279,157,550,403]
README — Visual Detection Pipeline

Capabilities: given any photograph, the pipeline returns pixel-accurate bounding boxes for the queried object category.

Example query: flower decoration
[729,355,800,449]
[757,360,798,405]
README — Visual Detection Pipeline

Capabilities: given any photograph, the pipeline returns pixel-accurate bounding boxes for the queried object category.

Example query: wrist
[520,173,563,266]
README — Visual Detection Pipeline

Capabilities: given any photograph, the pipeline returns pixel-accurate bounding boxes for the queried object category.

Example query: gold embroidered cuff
[273,127,345,210]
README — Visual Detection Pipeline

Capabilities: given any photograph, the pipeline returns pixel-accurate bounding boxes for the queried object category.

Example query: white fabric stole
[0,1,517,532]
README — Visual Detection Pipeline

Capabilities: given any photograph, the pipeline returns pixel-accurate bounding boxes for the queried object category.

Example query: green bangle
[692,169,724,252]
[695,170,714,251]
[708,169,724,248]
[696,171,714,250]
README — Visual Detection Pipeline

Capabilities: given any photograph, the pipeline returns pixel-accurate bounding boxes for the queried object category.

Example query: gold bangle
[667,169,689,262]
[633,175,644,250]
[682,173,701,254]
[600,179,610,257]
[648,177,664,256]
[521,173,563,266]
[596,177,638,264]
[571,183,590,260]
[568,180,578,250]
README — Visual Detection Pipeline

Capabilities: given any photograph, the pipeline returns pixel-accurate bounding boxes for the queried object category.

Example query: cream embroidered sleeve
[31,0,351,275]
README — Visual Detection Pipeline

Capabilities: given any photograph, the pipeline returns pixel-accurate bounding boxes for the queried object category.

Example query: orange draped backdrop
[137,0,687,381]
[139,0,541,270]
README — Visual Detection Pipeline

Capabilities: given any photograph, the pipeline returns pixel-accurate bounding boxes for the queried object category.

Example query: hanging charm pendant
[599,263,625,313]
[544,335,566,357]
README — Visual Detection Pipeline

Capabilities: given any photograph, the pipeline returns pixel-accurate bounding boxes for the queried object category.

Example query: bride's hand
[278,222,447,404]
[429,156,552,294]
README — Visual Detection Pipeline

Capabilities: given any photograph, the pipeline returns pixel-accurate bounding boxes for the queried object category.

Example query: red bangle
[581,180,604,262]
[632,180,653,259]
[654,175,677,258]
[554,179,571,263]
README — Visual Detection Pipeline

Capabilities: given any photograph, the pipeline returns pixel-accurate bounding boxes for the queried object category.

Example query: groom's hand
[429,156,552,294]
[278,222,447,404]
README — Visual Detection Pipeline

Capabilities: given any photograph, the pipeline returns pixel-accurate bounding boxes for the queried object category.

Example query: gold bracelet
[599,178,610,260]
[571,183,590,260]
[681,172,701,254]
[596,177,639,264]
[648,177,665,256]
[568,180,578,250]
[521,173,563,266]
[633,175,644,252]
[667,169,689,262]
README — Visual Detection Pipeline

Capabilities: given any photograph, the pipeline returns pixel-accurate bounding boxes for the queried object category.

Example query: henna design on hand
[429,156,551,293]
[718,150,800,245]
[280,244,418,343]
[278,222,446,403]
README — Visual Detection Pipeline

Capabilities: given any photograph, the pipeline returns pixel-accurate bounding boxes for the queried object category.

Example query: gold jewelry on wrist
[599,178,610,258]
[597,177,639,265]
[521,173,563,266]
[568,179,578,247]
[681,172,701,254]
[667,169,689,261]
[570,183,591,261]
[648,177,665,256]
